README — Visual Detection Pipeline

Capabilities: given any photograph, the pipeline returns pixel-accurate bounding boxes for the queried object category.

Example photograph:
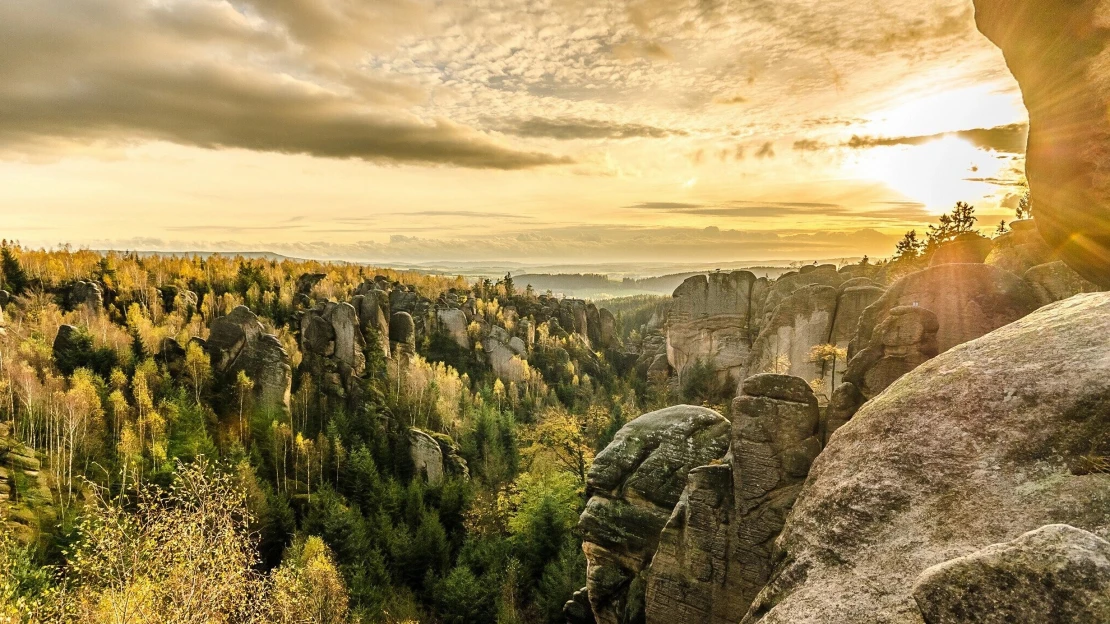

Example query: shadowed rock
[974,0,1110,285]
[206,306,291,414]
[580,405,731,624]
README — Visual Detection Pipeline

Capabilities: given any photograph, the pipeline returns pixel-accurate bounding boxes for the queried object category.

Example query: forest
[0,246,666,624]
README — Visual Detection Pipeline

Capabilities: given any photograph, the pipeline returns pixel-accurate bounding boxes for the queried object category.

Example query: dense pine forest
[0,244,668,623]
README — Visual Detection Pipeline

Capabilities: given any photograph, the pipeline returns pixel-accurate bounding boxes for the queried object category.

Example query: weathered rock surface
[928,234,992,266]
[985,220,1056,275]
[408,428,445,486]
[579,405,731,624]
[390,311,416,355]
[743,293,1110,623]
[0,422,55,544]
[436,308,470,349]
[206,306,292,414]
[974,0,1110,285]
[912,524,1110,624]
[851,264,1039,356]
[1024,261,1103,307]
[67,280,104,314]
[352,285,391,358]
[299,302,367,398]
[484,325,528,383]
[667,271,767,384]
[644,375,821,624]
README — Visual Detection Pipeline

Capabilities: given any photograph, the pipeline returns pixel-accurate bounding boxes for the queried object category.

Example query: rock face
[436,308,470,349]
[985,220,1056,275]
[1024,261,1103,306]
[352,285,391,358]
[644,375,822,624]
[743,293,1110,623]
[408,429,445,486]
[484,325,528,383]
[0,422,55,544]
[928,234,992,266]
[973,0,1110,285]
[299,302,367,398]
[745,284,883,393]
[578,405,731,624]
[667,272,767,384]
[68,280,104,314]
[390,311,416,355]
[912,524,1110,624]
[851,264,1039,356]
[206,306,292,414]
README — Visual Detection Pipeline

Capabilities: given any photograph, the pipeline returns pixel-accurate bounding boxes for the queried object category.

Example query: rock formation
[985,219,1056,274]
[67,280,104,315]
[666,271,768,384]
[1024,260,1103,306]
[578,405,731,624]
[299,302,367,398]
[743,293,1110,623]
[928,233,992,266]
[205,306,292,414]
[352,283,391,358]
[644,375,822,624]
[408,428,445,486]
[390,311,416,357]
[0,422,54,544]
[973,0,1110,285]
[436,308,470,349]
[912,524,1110,624]
[483,325,528,383]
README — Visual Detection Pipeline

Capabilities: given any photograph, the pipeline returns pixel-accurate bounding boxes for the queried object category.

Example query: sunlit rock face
[973,0,1110,285]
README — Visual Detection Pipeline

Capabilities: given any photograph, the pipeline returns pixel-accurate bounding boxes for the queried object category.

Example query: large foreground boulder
[912,524,1110,624]
[973,0,1110,285]
[743,293,1110,623]
[579,405,731,624]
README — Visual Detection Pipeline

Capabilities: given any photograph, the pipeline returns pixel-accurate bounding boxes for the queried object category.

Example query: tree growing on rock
[809,343,848,389]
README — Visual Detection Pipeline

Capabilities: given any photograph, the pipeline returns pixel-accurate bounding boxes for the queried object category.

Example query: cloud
[755,142,776,158]
[0,0,570,169]
[846,123,1028,154]
[713,94,748,105]
[793,139,825,151]
[496,117,687,140]
[626,200,933,221]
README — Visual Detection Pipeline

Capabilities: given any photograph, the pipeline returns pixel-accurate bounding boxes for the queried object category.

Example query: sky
[0,0,1029,267]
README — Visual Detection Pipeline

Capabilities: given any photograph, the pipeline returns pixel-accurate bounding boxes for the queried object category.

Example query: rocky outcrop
[985,220,1056,275]
[436,308,470,349]
[1024,260,1103,306]
[295,272,327,295]
[67,280,104,314]
[579,406,731,624]
[745,283,883,392]
[757,265,842,324]
[352,285,391,358]
[644,375,821,624]
[389,311,416,356]
[206,306,292,414]
[743,293,1110,623]
[667,271,767,384]
[430,432,469,480]
[299,302,367,398]
[408,429,445,486]
[0,422,54,544]
[850,263,1039,357]
[483,325,528,383]
[928,233,992,266]
[973,0,1110,286]
[912,524,1110,624]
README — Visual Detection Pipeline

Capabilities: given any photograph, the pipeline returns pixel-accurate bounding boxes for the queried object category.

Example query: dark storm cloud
[497,117,687,140]
[0,0,571,169]
[846,123,1028,154]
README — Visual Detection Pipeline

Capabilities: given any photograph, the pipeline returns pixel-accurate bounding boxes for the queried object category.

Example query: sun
[852,135,1010,213]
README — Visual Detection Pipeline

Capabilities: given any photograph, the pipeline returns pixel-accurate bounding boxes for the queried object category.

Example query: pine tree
[1,244,29,295]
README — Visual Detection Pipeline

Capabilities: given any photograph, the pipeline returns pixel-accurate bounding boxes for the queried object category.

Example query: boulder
[850,264,1039,357]
[430,432,469,480]
[295,272,327,295]
[928,233,993,266]
[52,324,86,369]
[390,311,416,351]
[436,308,470,349]
[408,429,444,486]
[206,306,291,414]
[743,293,1110,623]
[974,0,1110,285]
[985,220,1056,275]
[580,405,731,624]
[913,524,1110,624]
[1024,261,1103,306]
[68,280,104,314]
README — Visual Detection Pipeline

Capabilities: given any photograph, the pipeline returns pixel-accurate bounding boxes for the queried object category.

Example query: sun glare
[853,135,1009,213]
